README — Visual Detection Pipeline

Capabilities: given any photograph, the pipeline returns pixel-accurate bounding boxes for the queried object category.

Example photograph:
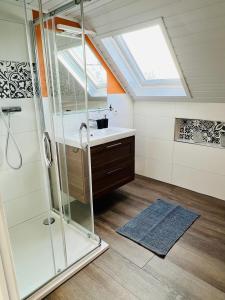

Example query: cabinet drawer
[92,160,134,198]
[91,136,134,171]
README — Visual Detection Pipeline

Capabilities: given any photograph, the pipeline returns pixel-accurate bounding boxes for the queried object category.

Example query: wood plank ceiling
[63,0,225,103]
[16,0,225,103]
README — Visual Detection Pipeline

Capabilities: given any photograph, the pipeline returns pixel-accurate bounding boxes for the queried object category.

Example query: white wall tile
[0,100,38,135]
[145,158,172,184]
[5,189,49,228]
[133,114,150,136]
[0,20,28,61]
[134,101,225,200]
[134,114,174,140]
[174,142,225,176]
[135,155,146,176]
[146,139,174,162]
[147,116,175,141]
[172,164,225,200]
[135,135,148,157]
[0,131,41,171]
[0,162,44,202]
[175,103,225,121]
[109,111,133,128]
[108,94,133,112]
[134,101,176,117]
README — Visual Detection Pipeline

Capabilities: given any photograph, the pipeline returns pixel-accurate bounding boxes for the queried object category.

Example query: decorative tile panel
[0,60,34,99]
[175,118,225,148]
[0,61,10,98]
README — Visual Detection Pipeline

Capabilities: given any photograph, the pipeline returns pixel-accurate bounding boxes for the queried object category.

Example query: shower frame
[0,1,108,299]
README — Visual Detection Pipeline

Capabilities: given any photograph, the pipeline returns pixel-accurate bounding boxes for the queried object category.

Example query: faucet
[79,122,87,131]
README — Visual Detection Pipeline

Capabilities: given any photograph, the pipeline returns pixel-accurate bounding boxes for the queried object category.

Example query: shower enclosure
[0,1,105,299]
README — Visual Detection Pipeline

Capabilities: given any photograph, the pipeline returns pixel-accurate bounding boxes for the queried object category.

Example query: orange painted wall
[33,13,125,96]
[33,11,48,96]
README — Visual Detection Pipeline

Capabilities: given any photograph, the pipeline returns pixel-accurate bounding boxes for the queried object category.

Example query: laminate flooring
[46,176,225,300]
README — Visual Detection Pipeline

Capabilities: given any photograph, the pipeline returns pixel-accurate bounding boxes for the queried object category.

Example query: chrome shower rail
[33,0,92,25]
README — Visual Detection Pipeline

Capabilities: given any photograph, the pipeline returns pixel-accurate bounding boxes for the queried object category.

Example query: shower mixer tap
[1,106,22,114]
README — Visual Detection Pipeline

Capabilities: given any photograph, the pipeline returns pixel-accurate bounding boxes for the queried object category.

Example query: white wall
[134,101,225,200]
[108,94,133,128]
[0,3,49,228]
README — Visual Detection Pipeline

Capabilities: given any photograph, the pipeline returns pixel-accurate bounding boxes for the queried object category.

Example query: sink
[89,127,128,138]
[61,127,136,148]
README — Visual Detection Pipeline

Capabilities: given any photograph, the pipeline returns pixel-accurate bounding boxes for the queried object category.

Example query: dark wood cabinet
[62,135,135,202]
[91,136,135,199]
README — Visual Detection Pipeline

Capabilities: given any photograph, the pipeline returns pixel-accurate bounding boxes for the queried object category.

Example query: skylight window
[121,25,179,81]
[69,45,107,88]
[101,19,190,98]
[58,44,107,97]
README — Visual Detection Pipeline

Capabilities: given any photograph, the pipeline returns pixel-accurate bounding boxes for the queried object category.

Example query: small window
[102,19,190,98]
[58,44,107,97]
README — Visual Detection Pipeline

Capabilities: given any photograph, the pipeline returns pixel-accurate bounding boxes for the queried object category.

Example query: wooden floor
[46,176,225,300]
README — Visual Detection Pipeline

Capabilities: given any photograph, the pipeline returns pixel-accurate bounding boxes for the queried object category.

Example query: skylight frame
[57,44,107,97]
[69,46,107,88]
[99,18,191,99]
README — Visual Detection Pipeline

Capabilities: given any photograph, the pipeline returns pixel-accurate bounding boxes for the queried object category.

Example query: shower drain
[43,217,55,225]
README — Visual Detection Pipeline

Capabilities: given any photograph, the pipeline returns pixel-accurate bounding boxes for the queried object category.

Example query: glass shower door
[0,0,66,298]
[52,25,95,233]
[33,0,100,270]
[0,0,100,299]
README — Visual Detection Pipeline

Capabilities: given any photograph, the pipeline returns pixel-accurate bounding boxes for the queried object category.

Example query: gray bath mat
[116,199,200,257]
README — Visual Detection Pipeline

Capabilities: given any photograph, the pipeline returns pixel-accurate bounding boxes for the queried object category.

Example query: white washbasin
[89,127,128,138]
[60,127,135,148]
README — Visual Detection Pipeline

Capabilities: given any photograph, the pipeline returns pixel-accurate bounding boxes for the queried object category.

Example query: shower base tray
[9,212,108,299]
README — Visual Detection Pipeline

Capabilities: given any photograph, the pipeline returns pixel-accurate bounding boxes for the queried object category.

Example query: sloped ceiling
[8,0,225,102]
[63,0,225,103]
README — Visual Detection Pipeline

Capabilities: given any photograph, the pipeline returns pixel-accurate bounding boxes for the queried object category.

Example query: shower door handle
[42,132,53,168]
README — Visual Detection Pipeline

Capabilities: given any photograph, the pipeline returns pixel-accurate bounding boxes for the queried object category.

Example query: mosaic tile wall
[0,60,34,99]
[177,118,225,145]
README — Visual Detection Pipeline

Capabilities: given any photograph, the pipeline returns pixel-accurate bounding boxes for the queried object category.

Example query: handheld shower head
[0,107,23,170]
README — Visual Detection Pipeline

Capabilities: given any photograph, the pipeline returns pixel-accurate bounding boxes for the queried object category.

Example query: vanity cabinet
[91,136,135,199]
[64,135,135,202]
[65,145,90,204]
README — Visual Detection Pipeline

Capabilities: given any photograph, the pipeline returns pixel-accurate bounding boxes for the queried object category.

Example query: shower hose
[1,112,23,170]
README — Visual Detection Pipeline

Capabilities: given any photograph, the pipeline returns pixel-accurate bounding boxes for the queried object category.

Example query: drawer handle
[107,167,122,175]
[107,142,122,149]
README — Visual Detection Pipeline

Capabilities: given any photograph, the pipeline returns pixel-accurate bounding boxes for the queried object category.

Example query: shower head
[1,106,22,114]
